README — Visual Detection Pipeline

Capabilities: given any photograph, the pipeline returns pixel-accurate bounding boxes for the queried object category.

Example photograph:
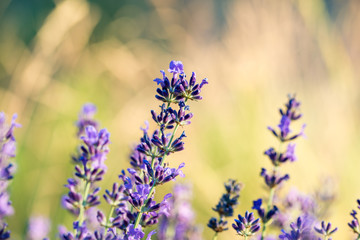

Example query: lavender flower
[267,96,305,142]
[0,113,20,239]
[61,105,110,238]
[348,199,360,237]
[91,60,207,239]
[62,126,110,216]
[154,60,208,103]
[232,211,260,239]
[252,199,278,225]
[208,179,243,236]
[257,95,305,240]
[314,221,337,240]
[270,188,315,231]
[279,216,317,240]
[27,216,51,240]
[76,103,98,136]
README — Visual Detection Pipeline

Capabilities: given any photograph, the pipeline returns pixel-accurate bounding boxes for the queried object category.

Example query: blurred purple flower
[168,60,184,75]
[76,103,98,136]
[27,216,51,240]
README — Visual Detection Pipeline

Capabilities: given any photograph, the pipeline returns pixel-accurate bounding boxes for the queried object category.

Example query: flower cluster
[60,103,111,238]
[232,211,260,239]
[279,216,311,240]
[1,64,357,240]
[0,113,20,239]
[348,199,360,238]
[255,96,305,239]
[207,179,242,237]
[58,61,207,239]
[314,221,337,240]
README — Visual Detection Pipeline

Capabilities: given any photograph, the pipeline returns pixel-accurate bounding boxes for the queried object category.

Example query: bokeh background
[1,0,360,238]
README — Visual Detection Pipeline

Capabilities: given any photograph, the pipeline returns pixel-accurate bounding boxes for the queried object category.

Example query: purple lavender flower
[208,179,243,234]
[63,125,110,216]
[60,61,206,239]
[348,199,360,237]
[314,221,337,240]
[27,216,51,240]
[157,184,202,240]
[61,105,111,239]
[260,168,290,189]
[279,216,317,240]
[272,188,319,230]
[168,60,184,75]
[252,199,278,224]
[207,218,228,233]
[232,211,260,238]
[76,103,99,136]
[267,96,305,142]
[257,96,305,240]
[154,61,208,103]
[0,112,20,239]
[114,60,207,236]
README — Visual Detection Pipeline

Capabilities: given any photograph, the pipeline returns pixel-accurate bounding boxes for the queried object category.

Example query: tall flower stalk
[253,96,305,240]
[348,199,360,240]
[60,61,207,239]
[0,113,20,239]
[207,179,242,240]
[61,104,111,238]
[111,60,208,236]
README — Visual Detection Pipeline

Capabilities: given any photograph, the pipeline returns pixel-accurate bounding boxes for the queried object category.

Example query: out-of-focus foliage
[0,0,359,238]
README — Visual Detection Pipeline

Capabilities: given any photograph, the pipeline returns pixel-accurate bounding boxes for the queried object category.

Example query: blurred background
[0,0,360,238]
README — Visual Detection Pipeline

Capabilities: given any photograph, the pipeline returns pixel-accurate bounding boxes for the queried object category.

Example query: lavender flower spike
[348,199,360,238]
[208,179,243,236]
[60,105,110,238]
[0,112,20,239]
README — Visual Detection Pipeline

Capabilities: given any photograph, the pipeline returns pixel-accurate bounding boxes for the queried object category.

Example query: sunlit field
[1,0,360,239]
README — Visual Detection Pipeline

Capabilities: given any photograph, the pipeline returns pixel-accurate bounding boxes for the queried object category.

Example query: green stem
[260,223,267,240]
[357,235,360,240]
[160,123,179,166]
[105,205,115,232]
[77,180,91,226]
[212,232,218,240]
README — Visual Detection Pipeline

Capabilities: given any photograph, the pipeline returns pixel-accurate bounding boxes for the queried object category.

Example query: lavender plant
[254,95,305,240]
[207,179,243,240]
[0,69,355,239]
[0,113,20,239]
[59,60,208,239]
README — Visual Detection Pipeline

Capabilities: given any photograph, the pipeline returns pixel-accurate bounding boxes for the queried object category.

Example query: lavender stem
[105,205,115,232]
[77,180,91,226]
[212,232,218,240]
